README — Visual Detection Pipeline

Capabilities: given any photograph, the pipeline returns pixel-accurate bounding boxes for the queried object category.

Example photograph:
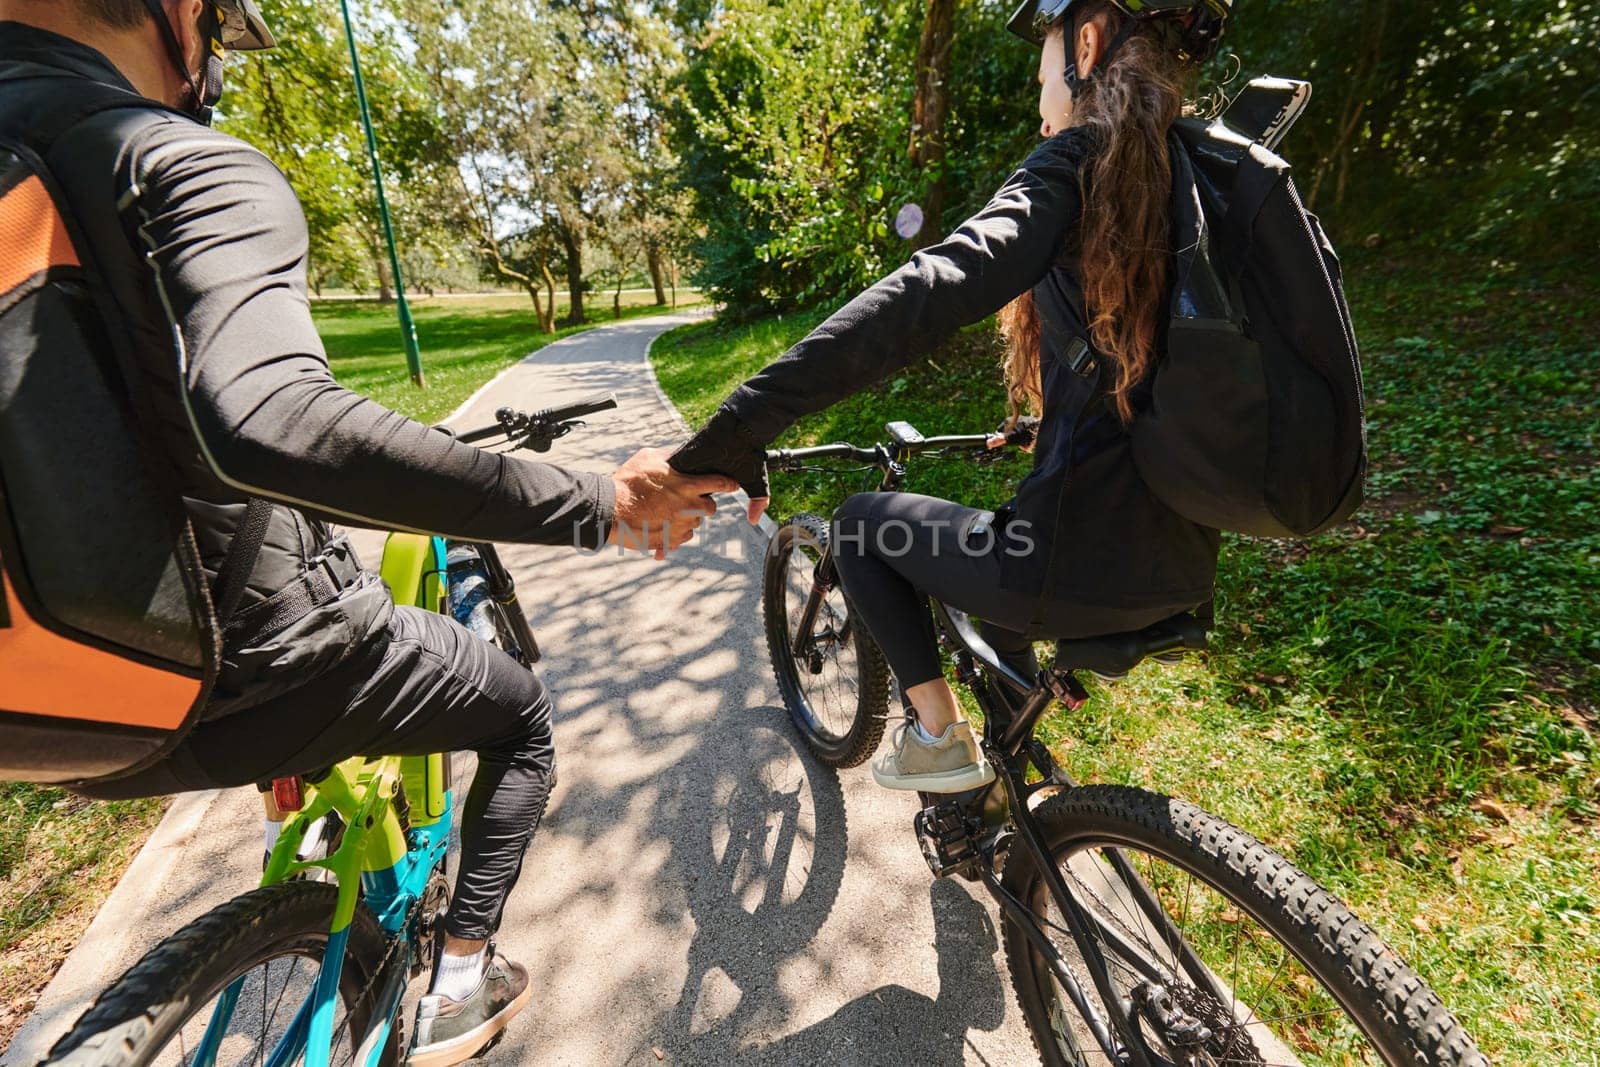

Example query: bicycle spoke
[1018,835,1396,1067]
[784,544,863,742]
[258,959,266,1067]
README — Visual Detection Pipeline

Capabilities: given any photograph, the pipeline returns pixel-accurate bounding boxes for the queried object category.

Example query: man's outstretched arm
[129,125,724,548]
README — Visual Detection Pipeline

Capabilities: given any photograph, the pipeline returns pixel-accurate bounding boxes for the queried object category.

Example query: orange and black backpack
[0,78,267,790]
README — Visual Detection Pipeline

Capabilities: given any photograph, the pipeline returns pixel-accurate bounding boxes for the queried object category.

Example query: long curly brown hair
[1000,3,1196,427]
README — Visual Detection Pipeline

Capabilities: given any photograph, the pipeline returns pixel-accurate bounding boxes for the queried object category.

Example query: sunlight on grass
[647,250,1600,1062]
[317,290,702,425]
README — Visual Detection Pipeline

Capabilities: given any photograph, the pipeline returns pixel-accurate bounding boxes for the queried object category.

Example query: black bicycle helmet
[1008,0,1230,67]
[137,0,276,123]
[214,0,278,51]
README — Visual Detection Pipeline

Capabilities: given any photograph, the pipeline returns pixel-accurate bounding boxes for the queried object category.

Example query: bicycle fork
[791,544,840,664]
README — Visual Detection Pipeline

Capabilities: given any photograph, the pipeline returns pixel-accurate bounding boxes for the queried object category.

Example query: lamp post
[339,0,425,388]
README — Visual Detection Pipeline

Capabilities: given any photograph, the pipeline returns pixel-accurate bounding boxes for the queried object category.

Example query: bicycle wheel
[763,513,891,767]
[1000,786,1488,1067]
[46,882,400,1067]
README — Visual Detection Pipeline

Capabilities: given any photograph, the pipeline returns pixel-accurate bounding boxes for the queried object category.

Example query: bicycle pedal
[914,803,979,880]
[1088,669,1129,684]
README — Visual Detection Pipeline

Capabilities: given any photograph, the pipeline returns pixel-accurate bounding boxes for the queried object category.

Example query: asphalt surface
[8,311,1037,1066]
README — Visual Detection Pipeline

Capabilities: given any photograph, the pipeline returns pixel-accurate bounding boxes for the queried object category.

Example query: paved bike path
[7,311,1035,1066]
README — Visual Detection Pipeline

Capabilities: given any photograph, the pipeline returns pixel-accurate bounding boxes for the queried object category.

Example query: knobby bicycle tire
[1000,785,1489,1067]
[763,513,891,767]
[45,882,399,1067]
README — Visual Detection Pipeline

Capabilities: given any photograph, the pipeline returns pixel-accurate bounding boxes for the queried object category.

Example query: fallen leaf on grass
[1557,706,1596,732]
[1410,914,1431,934]
[1488,524,1529,536]
[1469,798,1511,823]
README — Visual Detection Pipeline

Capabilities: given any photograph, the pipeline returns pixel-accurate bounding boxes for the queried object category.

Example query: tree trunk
[559,228,585,327]
[646,243,668,305]
[369,235,395,305]
[908,0,956,249]
[540,259,559,333]
[523,279,548,334]
[1308,0,1388,210]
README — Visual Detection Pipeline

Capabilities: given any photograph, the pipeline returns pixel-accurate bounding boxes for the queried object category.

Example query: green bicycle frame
[193,534,454,1067]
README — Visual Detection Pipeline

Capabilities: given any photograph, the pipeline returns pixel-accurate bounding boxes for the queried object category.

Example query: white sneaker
[871,718,995,793]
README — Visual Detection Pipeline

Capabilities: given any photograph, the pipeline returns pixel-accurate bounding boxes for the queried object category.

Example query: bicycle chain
[338,884,435,1058]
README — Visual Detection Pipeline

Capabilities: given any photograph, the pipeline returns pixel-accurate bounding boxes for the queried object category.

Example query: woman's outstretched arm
[724,129,1090,445]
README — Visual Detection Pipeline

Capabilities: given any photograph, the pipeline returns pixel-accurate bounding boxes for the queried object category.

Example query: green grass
[316,290,702,424]
[649,249,1600,1063]
[0,787,165,1049]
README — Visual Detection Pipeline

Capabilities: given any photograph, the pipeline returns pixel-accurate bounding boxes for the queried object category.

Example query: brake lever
[515,419,583,453]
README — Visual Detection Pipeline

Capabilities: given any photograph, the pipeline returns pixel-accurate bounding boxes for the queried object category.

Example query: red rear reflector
[271,776,304,813]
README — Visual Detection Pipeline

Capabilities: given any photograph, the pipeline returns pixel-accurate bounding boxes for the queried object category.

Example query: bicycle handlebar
[456,392,619,447]
[765,432,998,471]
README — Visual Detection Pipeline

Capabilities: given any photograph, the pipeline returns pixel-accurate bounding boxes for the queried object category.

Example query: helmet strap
[199,4,226,114]
[1063,15,1138,97]
[139,0,223,125]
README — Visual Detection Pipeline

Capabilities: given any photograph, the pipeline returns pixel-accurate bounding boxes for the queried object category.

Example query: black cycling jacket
[721,129,1218,636]
[0,23,615,711]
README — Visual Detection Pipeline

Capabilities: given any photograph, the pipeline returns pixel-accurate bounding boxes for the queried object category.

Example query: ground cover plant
[650,249,1599,1062]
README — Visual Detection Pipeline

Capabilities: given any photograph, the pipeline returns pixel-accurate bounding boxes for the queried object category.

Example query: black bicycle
[762,420,1488,1067]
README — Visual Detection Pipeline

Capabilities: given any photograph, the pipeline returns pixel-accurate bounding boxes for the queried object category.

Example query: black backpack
[0,76,268,789]
[1132,78,1366,540]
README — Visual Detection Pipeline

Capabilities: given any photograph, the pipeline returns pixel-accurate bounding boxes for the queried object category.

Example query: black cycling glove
[997,415,1040,451]
[670,404,770,500]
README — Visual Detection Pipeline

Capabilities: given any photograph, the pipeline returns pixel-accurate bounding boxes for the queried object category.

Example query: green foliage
[219,0,464,293]
[671,0,1597,315]
[1219,0,1600,261]
[672,0,924,310]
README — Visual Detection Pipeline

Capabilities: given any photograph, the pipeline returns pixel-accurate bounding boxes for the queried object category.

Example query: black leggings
[82,606,555,942]
[831,493,1047,689]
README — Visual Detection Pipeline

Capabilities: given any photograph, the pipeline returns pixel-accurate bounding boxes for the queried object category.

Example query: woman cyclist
[674,0,1230,792]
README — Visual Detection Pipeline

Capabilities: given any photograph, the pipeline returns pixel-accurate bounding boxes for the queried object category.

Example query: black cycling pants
[831,493,1047,691]
[82,606,555,942]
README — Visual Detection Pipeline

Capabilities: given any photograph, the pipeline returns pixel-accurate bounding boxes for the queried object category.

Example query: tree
[220,0,455,299]
[908,0,957,248]
[672,0,922,312]
[401,0,649,326]
[1220,0,1600,259]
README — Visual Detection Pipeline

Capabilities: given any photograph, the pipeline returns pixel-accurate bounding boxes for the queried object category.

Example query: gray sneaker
[871,717,995,793]
[409,946,532,1067]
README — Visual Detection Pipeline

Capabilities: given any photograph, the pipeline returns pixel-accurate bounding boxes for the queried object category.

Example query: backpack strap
[1218,144,1289,286]
[213,497,273,626]
[0,75,171,154]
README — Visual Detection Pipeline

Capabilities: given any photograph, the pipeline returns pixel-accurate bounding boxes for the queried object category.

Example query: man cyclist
[0,1,734,1062]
